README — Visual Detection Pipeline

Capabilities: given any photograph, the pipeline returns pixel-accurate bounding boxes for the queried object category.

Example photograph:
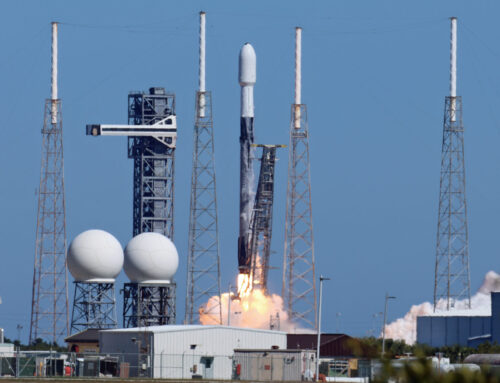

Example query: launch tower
[282,27,317,329]
[86,87,178,326]
[185,12,222,324]
[30,22,69,344]
[434,17,471,310]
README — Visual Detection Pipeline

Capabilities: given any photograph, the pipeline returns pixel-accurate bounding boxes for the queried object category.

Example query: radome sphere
[67,229,124,282]
[124,232,179,283]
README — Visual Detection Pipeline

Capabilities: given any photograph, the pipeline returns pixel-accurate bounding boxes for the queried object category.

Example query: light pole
[316,275,330,381]
[381,293,396,357]
[370,312,383,336]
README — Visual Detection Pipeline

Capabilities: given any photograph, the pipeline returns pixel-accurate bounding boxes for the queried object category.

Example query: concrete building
[99,325,286,378]
[417,292,500,347]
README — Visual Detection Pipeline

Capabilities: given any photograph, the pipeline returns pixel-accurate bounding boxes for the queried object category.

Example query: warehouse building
[99,325,286,379]
[417,292,500,347]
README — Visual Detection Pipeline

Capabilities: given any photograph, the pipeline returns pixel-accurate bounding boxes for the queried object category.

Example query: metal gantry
[248,145,284,291]
[128,88,176,239]
[282,104,317,329]
[185,91,222,324]
[30,22,69,345]
[434,96,471,310]
[123,283,176,327]
[86,87,178,327]
[70,282,117,333]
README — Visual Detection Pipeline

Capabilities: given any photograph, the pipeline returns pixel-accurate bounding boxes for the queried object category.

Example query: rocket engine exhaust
[238,43,256,276]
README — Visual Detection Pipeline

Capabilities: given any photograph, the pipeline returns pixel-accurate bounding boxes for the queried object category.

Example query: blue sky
[1,0,500,343]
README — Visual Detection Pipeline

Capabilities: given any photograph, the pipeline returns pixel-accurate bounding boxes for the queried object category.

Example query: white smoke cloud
[384,271,500,345]
[200,289,296,331]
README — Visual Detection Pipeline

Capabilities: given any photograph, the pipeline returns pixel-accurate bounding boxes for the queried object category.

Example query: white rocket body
[238,43,256,273]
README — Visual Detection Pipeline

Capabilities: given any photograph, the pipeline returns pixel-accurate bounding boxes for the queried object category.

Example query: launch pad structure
[248,144,285,291]
[185,11,222,324]
[86,87,177,327]
[70,282,117,333]
[282,27,317,330]
[30,22,69,344]
[434,17,471,311]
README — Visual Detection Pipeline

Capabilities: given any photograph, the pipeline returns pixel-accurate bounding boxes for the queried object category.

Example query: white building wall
[100,326,286,379]
[152,326,286,379]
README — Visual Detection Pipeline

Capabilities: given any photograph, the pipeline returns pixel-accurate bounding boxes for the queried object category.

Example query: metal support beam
[434,96,471,310]
[283,104,317,329]
[185,91,222,324]
[248,144,285,292]
[70,282,117,333]
[123,283,176,327]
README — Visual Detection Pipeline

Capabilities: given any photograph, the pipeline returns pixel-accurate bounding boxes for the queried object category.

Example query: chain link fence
[0,350,340,380]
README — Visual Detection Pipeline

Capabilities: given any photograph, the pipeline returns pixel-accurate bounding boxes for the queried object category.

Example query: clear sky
[1,0,500,343]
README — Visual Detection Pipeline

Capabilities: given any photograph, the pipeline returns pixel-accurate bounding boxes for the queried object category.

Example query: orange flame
[237,273,252,297]
[199,277,299,331]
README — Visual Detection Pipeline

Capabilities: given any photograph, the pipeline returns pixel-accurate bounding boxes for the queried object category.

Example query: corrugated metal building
[417,292,500,347]
[417,315,490,347]
[99,325,286,379]
[233,349,316,381]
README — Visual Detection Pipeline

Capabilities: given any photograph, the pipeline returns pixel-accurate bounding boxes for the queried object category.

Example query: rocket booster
[238,43,256,274]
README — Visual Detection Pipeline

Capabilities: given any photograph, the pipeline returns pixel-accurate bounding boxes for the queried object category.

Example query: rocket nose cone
[239,43,256,86]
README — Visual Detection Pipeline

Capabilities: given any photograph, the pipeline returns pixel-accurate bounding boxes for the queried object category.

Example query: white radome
[124,232,179,283]
[67,229,124,283]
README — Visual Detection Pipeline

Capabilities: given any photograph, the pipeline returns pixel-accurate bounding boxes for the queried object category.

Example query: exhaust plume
[384,271,500,345]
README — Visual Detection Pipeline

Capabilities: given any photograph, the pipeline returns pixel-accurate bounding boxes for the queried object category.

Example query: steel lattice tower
[185,12,222,324]
[30,22,69,344]
[434,17,471,311]
[70,282,117,333]
[128,89,176,239]
[86,87,178,328]
[282,27,317,329]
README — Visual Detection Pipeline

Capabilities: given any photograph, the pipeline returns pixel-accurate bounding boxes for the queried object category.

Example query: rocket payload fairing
[238,43,256,274]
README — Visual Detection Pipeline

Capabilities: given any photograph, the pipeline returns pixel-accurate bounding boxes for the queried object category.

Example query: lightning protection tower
[30,22,69,344]
[185,12,222,325]
[282,27,317,329]
[434,17,471,310]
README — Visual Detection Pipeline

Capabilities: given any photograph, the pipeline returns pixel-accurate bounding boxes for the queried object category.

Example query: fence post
[15,347,19,377]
